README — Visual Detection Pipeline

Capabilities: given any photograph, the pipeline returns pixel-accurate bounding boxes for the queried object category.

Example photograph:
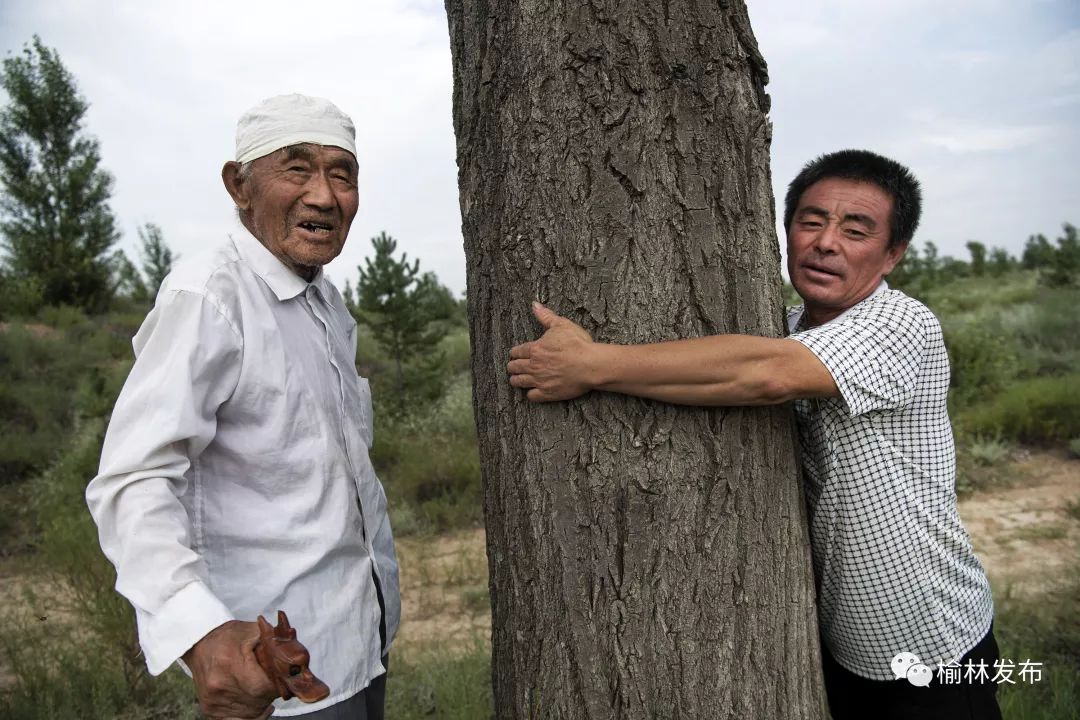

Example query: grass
[1010,524,1068,542]
[958,374,1080,446]
[994,576,1080,719]
[386,639,493,719]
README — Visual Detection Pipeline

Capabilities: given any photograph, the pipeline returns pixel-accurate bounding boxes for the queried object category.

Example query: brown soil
[958,451,1080,598]
[395,528,490,656]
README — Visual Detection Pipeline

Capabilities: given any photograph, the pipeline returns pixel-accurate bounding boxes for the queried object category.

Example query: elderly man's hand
[182,620,278,720]
[508,302,598,402]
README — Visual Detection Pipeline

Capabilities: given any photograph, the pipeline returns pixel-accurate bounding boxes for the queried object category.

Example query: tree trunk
[445,1,825,717]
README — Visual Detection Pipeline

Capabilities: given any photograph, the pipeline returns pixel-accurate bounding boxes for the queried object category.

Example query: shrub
[943,321,1025,409]
[957,375,1080,445]
[372,374,482,533]
[968,437,1011,466]
[1011,287,1080,376]
[36,303,88,329]
[0,272,43,319]
[0,419,197,718]
[0,318,133,486]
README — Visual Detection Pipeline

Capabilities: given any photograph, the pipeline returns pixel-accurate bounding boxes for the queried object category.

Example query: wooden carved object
[253,610,331,703]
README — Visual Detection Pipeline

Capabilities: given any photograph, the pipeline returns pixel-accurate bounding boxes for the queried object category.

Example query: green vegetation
[387,642,492,719]
[1,35,1077,720]
[0,37,120,313]
[995,578,1080,720]
[349,231,461,413]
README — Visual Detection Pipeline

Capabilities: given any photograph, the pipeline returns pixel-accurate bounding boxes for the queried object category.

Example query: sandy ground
[2,451,1077,686]
[958,451,1080,598]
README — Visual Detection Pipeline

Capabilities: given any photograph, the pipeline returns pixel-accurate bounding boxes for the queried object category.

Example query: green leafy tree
[988,247,1013,277]
[1022,233,1055,269]
[355,231,454,410]
[109,249,146,301]
[940,255,969,280]
[137,222,175,300]
[1042,222,1079,287]
[922,240,941,284]
[888,244,922,291]
[966,240,987,277]
[0,36,120,312]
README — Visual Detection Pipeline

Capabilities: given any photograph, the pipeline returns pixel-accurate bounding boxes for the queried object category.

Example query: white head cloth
[235,93,356,164]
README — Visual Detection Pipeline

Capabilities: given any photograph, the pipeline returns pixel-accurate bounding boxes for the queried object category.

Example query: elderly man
[87,94,399,719]
[507,150,1001,720]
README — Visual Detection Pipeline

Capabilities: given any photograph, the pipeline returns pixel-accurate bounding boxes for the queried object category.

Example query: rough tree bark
[445,1,825,717]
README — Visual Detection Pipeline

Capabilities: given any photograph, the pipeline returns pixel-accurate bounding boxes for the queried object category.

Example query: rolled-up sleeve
[86,288,243,675]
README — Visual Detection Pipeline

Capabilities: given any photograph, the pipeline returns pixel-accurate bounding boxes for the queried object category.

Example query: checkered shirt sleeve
[791,299,929,416]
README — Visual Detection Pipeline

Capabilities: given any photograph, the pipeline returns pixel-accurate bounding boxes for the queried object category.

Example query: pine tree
[355,231,454,410]
[137,222,175,300]
[0,36,120,312]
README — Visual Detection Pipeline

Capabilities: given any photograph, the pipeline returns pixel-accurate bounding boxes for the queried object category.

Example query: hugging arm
[507,302,839,406]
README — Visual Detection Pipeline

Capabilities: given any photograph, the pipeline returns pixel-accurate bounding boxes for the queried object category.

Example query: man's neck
[801,280,889,328]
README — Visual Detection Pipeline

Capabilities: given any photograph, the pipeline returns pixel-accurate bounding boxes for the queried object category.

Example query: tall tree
[988,247,1013,277]
[356,231,454,409]
[0,36,120,312]
[446,2,823,717]
[137,222,175,300]
[966,240,987,277]
[1021,233,1054,269]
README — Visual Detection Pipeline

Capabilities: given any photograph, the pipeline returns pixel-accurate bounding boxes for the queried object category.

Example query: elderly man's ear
[222,161,252,212]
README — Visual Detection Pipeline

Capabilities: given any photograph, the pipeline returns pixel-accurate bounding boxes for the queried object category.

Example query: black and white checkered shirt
[787,282,994,681]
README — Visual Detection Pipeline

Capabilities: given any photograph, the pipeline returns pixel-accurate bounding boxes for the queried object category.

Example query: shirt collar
[790,280,889,332]
[231,227,331,302]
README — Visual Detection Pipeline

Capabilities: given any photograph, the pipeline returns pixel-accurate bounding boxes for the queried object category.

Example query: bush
[957,375,1080,445]
[372,374,482,534]
[968,437,1011,466]
[36,303,88,329]
[0,318,133,486]
[1011,287,1080,376]
[944,321,1026,408]
[0,273,44,319]
[0,419,197,718]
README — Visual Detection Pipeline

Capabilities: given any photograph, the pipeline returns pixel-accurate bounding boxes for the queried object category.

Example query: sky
[1,0,1077,295]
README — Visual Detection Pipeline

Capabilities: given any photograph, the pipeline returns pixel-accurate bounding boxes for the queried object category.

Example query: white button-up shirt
[86,229,400,716]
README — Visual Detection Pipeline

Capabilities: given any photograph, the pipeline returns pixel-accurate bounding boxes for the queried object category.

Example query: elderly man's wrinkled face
[224,143,359,280]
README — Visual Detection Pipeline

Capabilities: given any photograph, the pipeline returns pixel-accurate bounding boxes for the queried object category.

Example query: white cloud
[923,124,1057,153]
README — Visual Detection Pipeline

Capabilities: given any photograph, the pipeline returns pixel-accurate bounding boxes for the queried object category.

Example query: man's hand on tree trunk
[182,620,278,719]
[508,302,598,402]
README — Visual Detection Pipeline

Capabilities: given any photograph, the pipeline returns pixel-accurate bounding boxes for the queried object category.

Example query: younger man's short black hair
[783,149,922,250]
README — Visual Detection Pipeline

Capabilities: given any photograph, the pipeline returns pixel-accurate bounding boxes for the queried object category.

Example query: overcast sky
[1,0,1077,295]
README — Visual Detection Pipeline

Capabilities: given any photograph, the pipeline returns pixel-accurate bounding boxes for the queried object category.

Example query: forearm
[589,335,835,406]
